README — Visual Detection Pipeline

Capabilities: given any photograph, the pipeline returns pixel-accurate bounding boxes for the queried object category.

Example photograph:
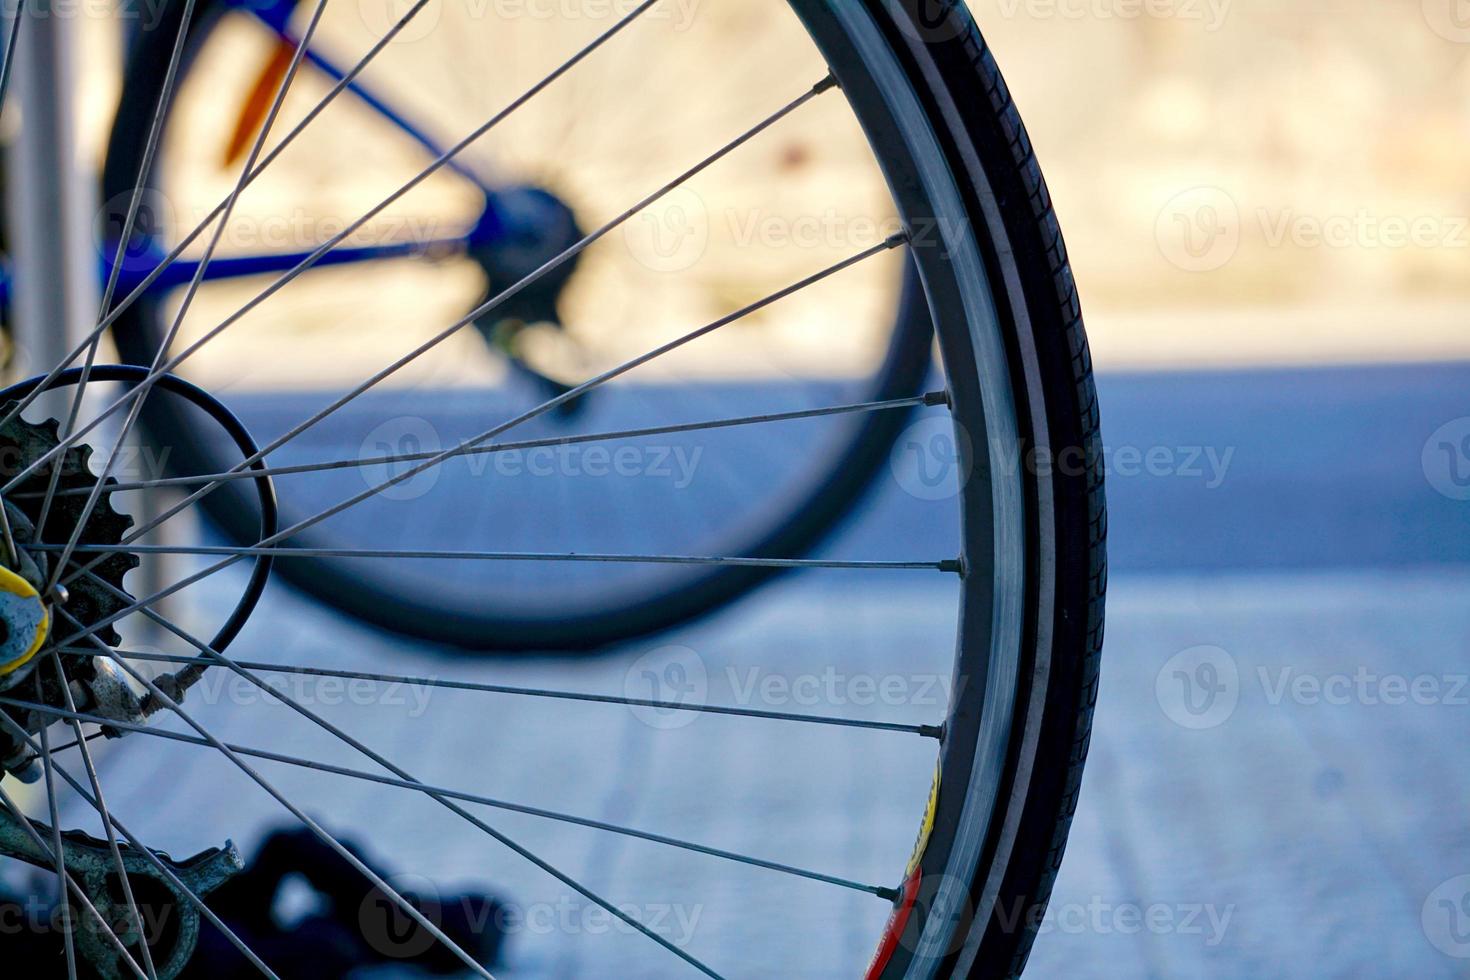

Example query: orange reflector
[222,38,298,169]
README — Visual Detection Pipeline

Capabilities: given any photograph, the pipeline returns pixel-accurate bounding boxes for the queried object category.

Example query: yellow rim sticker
[905,763,941,878]
[0,565,49,677]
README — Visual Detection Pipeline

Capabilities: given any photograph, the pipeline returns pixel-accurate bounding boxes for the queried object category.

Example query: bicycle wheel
[0,0,1104,976]
[104,0,936,651]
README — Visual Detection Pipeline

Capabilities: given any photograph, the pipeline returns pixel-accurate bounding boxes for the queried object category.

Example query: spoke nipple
[884,231,911,249]
[922,390,953,409]
[875,884,902,904]
[918,723,945,741]
[813,74,839,95]
[939,558,965,576]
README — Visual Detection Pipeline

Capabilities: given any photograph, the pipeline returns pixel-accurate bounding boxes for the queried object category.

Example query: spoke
[0,0,26,110]
[0,712,282,979]
[53,233,905,653]
[2,0,664,492]
[49,75,845,605]
[44,543,958,572]
[0,0,437,434]
[40,0,328,593]
[0,784,149,979]
[60,574,728,979]
[52,607,498,980]
[55,647,943,738]
[290,35,484,184]
[3,696,901,902]
[46,652,160,979]
[35,675,80,980]
[30,0,201,550]
[15,64,838,561]
[27,391,945,497]
[0,490,18,569]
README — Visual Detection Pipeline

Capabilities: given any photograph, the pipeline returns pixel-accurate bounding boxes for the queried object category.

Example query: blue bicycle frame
[0,0,523,314]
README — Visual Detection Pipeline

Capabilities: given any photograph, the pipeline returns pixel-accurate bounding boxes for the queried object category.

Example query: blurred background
[0,0,1464,976]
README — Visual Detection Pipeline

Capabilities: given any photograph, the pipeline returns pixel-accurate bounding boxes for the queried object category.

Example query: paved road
[29,360,1470,977]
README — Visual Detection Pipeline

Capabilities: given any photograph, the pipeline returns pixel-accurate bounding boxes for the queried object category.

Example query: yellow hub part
[0,565,49,677]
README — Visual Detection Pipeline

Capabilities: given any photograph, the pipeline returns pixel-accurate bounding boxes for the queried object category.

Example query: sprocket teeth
[0,410,139,671]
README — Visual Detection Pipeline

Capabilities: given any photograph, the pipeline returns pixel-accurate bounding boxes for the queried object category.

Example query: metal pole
[6,0,96,414]
[3,5,179,645]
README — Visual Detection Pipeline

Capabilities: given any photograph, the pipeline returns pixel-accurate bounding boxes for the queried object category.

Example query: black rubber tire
[788,2,1105,977]
[102,0,937,653]
[943,22,1108,979]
